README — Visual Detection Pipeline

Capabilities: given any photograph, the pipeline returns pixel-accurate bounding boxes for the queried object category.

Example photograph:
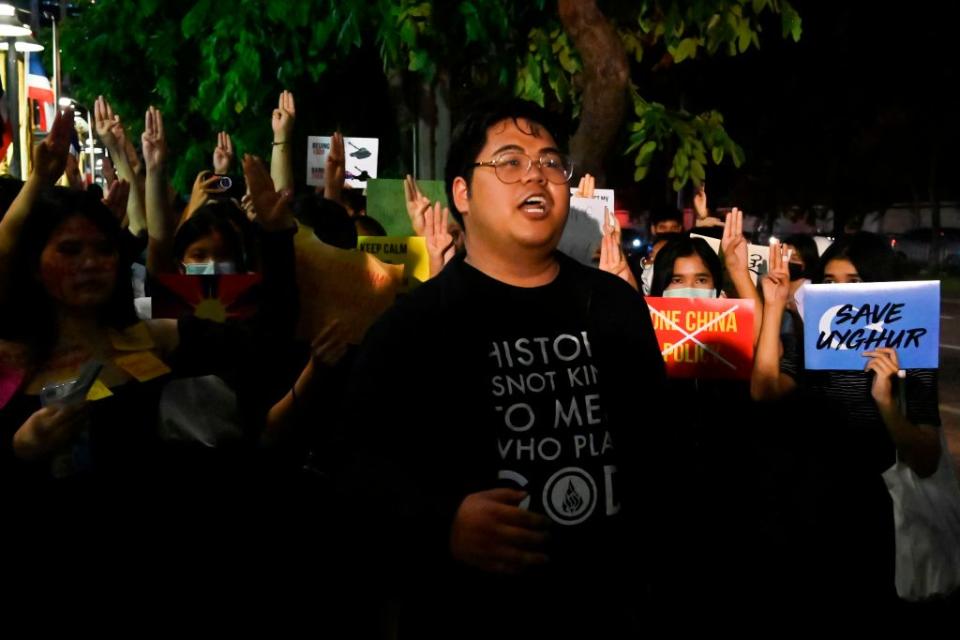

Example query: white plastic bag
[882,431,960,601]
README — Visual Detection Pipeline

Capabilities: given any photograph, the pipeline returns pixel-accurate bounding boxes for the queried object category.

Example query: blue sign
[801,281,940,370]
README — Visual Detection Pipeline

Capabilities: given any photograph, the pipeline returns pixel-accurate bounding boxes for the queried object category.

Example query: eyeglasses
[473,151,573,185]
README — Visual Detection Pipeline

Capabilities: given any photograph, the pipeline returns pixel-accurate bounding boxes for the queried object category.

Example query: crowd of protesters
[0,91,953,635]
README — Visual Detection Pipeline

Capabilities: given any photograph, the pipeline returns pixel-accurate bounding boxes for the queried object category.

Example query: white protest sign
[559,196,606,265]
[307,136,379,189]
[569,187,615,213]
[691,232,769,285]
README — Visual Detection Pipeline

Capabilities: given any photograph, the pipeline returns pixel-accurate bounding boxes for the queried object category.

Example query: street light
[0,5,42,179]
[0,4,29,37]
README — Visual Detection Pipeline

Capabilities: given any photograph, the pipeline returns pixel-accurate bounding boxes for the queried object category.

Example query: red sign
[646,297,755,379]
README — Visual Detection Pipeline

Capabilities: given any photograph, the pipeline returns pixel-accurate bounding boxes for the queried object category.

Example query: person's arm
[270,90,295,192]
[263,321,348,446]
[864,348,941,477]
[94,96,146,237]
[141,106,176,275]
[720,207,763,343]
[0,107,74,302]
[750,241,797,401]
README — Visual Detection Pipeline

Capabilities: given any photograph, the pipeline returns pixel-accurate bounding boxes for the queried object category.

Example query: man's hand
[93,95,127,152]
[242,154,294,232]
[450,488,550,574]
[403,174,430,236]
[141,106,167,173]
[213,131,234,175]
[271,90,296,142]
[32,107,74,184]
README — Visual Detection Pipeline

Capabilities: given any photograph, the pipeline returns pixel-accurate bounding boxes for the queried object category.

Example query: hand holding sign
[450,488,550,575]
[311,320,350,368]
[863,347,902,408]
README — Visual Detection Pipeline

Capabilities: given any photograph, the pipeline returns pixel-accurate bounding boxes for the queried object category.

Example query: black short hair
[650,235,723,297]
[174,200,249,271]
[815,231,898,283]
[782,234,820,279]
[294,194,357,250]
[648,205,684,232]
[6,188,137,361]
[354,215,387,237]
[444,99,568,228]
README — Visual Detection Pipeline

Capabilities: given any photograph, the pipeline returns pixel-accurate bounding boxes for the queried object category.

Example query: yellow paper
[108,322,156,352]
[295,225,403,345]
[85,379,114,401]
[113,351,172,383]
[357,236,429,291]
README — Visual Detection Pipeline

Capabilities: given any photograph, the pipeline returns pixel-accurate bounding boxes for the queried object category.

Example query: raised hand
[64,153,84,191]
[693,182,708,219]
[761,240,791,306]
[598,208,638,291]
[450,488,550,575]
[93,95,126,151]
[575,173,595,198]
[324,132,346,205]
[720,207,749,275]
[102,179,131,222]
[242,153,294,231]
[141,106,167,173]
[32,107,75,184]
[403,174,430,236]
[213,131,234,175]
[271,90,296,141]
[424,202,456,277]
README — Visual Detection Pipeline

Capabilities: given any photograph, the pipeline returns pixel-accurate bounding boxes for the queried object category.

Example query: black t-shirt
[336,252,667,636]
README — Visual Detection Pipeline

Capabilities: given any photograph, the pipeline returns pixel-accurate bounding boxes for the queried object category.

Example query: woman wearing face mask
[173,201,252,275]
[780,233,819,311]
[646,225,771,606]
[752,232,943,610]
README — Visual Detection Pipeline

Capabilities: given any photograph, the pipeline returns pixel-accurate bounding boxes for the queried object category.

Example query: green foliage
[59,0,797,193]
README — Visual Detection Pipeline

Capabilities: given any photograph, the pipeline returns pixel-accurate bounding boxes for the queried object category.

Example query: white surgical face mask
[182,261,236,275]
[662,287,718,299]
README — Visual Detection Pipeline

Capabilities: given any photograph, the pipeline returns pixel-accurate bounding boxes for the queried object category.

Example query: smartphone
[40,360,103,408]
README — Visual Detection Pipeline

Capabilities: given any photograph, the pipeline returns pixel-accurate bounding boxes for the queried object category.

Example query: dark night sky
[615,1,960,221]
